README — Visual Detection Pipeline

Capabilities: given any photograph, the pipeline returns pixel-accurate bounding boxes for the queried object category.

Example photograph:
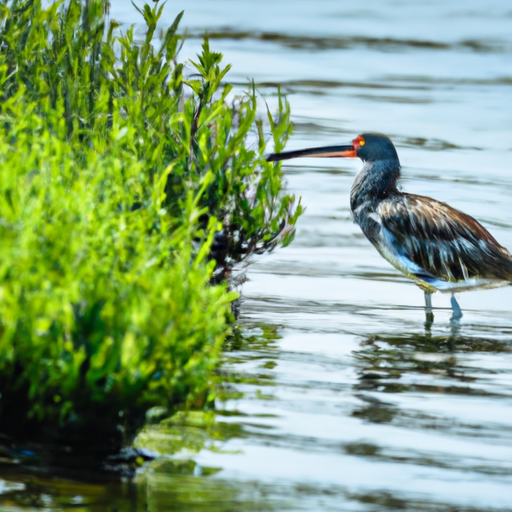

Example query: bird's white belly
[421,276,510,293]
[373,229,510,294]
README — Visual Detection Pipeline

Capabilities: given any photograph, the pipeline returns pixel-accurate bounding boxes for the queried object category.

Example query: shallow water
[2,0,512,510]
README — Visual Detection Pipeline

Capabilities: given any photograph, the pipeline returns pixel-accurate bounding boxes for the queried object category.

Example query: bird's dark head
[266,132,400,165]
[353,133,399,163]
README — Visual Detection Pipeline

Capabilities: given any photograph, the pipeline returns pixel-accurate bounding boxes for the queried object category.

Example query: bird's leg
[450,294,463,322]
[424,291,434,326]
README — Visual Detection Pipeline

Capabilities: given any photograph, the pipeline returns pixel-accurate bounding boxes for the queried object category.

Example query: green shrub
[0,105,230,447]
[0,0,302,280]
[0,0,300,449]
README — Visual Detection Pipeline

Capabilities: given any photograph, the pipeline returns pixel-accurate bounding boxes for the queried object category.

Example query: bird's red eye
[353,136,366,148]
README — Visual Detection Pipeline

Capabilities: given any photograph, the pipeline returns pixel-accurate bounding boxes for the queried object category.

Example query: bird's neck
[350,160,400,217]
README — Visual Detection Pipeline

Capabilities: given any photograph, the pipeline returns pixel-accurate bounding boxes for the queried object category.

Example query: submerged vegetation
[0,0,300,449]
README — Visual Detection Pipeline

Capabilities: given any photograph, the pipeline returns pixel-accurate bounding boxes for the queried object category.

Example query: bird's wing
[376,194,512,283]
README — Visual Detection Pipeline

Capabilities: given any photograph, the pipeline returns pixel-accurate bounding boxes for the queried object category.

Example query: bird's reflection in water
[351,326,512,462]
[353,324,512,409]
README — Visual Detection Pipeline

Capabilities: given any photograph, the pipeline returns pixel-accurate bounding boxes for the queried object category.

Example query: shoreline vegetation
[0,0,301,459]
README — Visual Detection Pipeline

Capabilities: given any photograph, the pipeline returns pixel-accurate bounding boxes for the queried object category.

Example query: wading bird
[267,133,512,322]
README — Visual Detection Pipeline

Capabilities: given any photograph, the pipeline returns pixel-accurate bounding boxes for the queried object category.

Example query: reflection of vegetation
[135,411,246,456]
[346,490,498,512]
[0,467,284,512]
[223,324,283,353]
[135,411,278,511]
[138,472,282,512]
[216,324,281,402]
[352,397,399,424]
[133,325,285,512]
[0,471,140,510]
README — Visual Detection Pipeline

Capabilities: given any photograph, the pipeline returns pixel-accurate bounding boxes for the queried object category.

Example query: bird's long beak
[267,144,356,162]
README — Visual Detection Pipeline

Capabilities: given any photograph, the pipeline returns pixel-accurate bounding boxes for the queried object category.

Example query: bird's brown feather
[377,194,512,283]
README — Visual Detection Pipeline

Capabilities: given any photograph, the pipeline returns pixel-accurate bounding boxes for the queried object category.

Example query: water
[2,1,512,510]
